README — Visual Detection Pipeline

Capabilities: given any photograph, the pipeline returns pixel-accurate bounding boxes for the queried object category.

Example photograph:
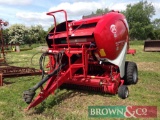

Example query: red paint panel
[94,12,129,60]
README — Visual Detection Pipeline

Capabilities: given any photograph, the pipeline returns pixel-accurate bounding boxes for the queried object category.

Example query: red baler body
[47,11,129,60]
[24,10,136,110]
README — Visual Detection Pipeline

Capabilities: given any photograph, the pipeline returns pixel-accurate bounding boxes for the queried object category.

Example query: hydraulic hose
[32,63,65,91]
[23,63,66,104]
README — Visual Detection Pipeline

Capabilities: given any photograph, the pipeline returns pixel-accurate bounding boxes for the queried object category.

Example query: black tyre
[118,85,129,99]
[124,61,138,85]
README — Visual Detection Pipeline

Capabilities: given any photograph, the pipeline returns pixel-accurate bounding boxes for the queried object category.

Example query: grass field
[0,41,160,120]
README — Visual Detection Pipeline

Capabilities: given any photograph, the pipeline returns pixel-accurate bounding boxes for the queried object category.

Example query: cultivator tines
[0,65,42,86]
[23,9,138,110]
[0,66,42,78]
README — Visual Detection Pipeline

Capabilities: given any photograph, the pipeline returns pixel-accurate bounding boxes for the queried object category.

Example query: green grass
[0,42,160,120]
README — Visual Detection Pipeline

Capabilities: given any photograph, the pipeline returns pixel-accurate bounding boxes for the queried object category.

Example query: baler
[23,10,138,110]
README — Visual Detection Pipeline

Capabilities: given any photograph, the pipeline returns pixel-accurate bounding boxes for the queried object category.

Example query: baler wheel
[118,85,129,99]
[124,61,138,85]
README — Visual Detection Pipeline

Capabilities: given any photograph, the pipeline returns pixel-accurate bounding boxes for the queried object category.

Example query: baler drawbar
[23,10,138,110]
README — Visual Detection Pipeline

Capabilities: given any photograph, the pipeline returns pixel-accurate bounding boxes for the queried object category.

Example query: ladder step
[71,64,84,68]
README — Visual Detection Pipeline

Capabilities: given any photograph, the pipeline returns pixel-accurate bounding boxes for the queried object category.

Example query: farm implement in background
[0,19,8,63]
[0,64,42,86]
[0,19,41,86]
[23,10,138,110]
[144,40,160,52]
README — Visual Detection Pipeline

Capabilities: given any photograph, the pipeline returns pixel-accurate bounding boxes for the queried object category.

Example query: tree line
[123,1,160,40]
[3,24,48,46]
[2,0,160,46]
[87,1,160,40]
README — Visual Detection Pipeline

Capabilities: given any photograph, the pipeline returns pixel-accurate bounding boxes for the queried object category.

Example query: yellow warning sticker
[99,49,106,57]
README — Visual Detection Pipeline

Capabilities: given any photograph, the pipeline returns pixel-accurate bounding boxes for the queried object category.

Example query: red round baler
[23,10,138,110]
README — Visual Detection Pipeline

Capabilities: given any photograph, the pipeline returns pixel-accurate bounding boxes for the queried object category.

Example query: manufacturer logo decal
[110,24,117,33]
[110,24,117,37]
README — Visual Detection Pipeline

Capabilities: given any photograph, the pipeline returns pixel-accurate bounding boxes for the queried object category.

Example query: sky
[0,0,160,30]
